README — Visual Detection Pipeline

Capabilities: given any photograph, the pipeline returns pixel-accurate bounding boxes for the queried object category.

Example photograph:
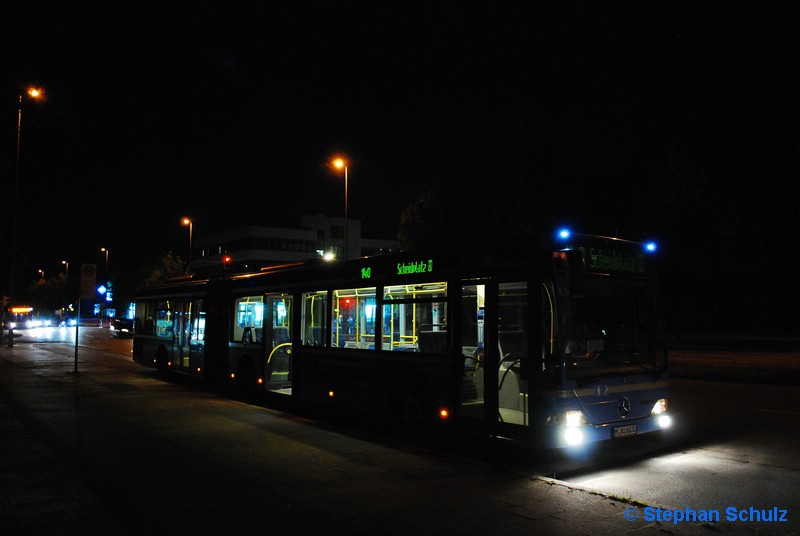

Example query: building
[193,214,397,273]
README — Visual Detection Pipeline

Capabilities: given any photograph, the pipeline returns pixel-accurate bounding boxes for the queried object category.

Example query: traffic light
[223,255,232,270]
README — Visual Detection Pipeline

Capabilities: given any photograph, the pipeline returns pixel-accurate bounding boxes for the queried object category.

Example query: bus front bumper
[544,413,673,449]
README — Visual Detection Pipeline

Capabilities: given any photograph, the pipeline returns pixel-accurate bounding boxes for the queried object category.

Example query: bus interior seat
[306,326,323,346]
[273,326,290,345]
[498,331,527,364]
[418,330,447,354]
[497,331,526,411]
[254,328,262,342]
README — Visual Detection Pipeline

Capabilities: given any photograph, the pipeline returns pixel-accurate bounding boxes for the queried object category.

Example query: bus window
[497,282,528,425]
[155,300,173,338]
[301,291,327,347]
[460,284,484,369]
[137,301,155,335]
[383,283,447,353]
[541,283,557,371]
[233,295,264,344]
[266,294,292,385]
[332,287,376,349]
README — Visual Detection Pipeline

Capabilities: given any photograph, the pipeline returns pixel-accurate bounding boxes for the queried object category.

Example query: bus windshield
[561,277,665,378]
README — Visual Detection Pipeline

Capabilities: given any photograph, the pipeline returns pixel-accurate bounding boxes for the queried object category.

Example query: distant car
[110,318,134,338]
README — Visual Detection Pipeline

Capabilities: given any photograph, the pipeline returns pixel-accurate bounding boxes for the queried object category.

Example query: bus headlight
[564,427,584,446]
[547,411,588,446]
[650,399,668,415]
[651,399,671,428]
[547,410,588,427]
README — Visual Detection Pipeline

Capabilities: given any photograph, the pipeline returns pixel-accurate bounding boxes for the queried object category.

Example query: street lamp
[181,217,193,263]
[61,260,69,278]
[9,86,45,303]
[37,269,44,280]
[332,157,349,259]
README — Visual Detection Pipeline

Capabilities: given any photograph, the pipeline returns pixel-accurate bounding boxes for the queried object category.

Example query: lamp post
[99,248,110,327]
[332,157,349,259]
[9,86,44,303]
[100,247,109,282]
[37,269,44,280]
[181,217,193,263]
[61,260,69,278]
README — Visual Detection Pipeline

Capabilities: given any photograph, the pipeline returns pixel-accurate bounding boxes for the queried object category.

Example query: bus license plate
[613,424,637,438]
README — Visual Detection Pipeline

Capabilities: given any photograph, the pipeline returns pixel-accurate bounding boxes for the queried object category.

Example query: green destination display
[360,259,434,279]
[579,245,649,275]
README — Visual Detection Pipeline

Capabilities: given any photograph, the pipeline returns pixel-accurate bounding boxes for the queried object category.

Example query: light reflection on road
[9,326,77,342]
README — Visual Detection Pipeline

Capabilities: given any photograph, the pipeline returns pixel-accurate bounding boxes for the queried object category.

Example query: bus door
[188,299,205,373]
[174,300,203,373]
[459,283,487,422]
[460,281,530,437]
[494,281,529,435]
[264,293,293,393]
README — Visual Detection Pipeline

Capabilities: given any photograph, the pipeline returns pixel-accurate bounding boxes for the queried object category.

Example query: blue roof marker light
[644,241,657,253]
[557,228,571,241]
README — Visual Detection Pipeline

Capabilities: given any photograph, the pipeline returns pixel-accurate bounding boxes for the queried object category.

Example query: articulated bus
[132,230,671,448]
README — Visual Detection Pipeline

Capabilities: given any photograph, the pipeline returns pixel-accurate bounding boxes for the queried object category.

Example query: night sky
[6,3,800,332]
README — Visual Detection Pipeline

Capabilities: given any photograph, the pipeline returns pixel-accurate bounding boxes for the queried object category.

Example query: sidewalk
[0,341,773,535]
[0,392,127,535]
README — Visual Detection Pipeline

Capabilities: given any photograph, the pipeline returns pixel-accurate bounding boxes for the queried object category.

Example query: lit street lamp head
[181,217,193,263]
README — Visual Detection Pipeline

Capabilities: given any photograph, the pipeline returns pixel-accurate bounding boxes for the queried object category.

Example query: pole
[73,297,79,372]
[10,95,22,303]
[344,165,348,260]
[189,221,193,263]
